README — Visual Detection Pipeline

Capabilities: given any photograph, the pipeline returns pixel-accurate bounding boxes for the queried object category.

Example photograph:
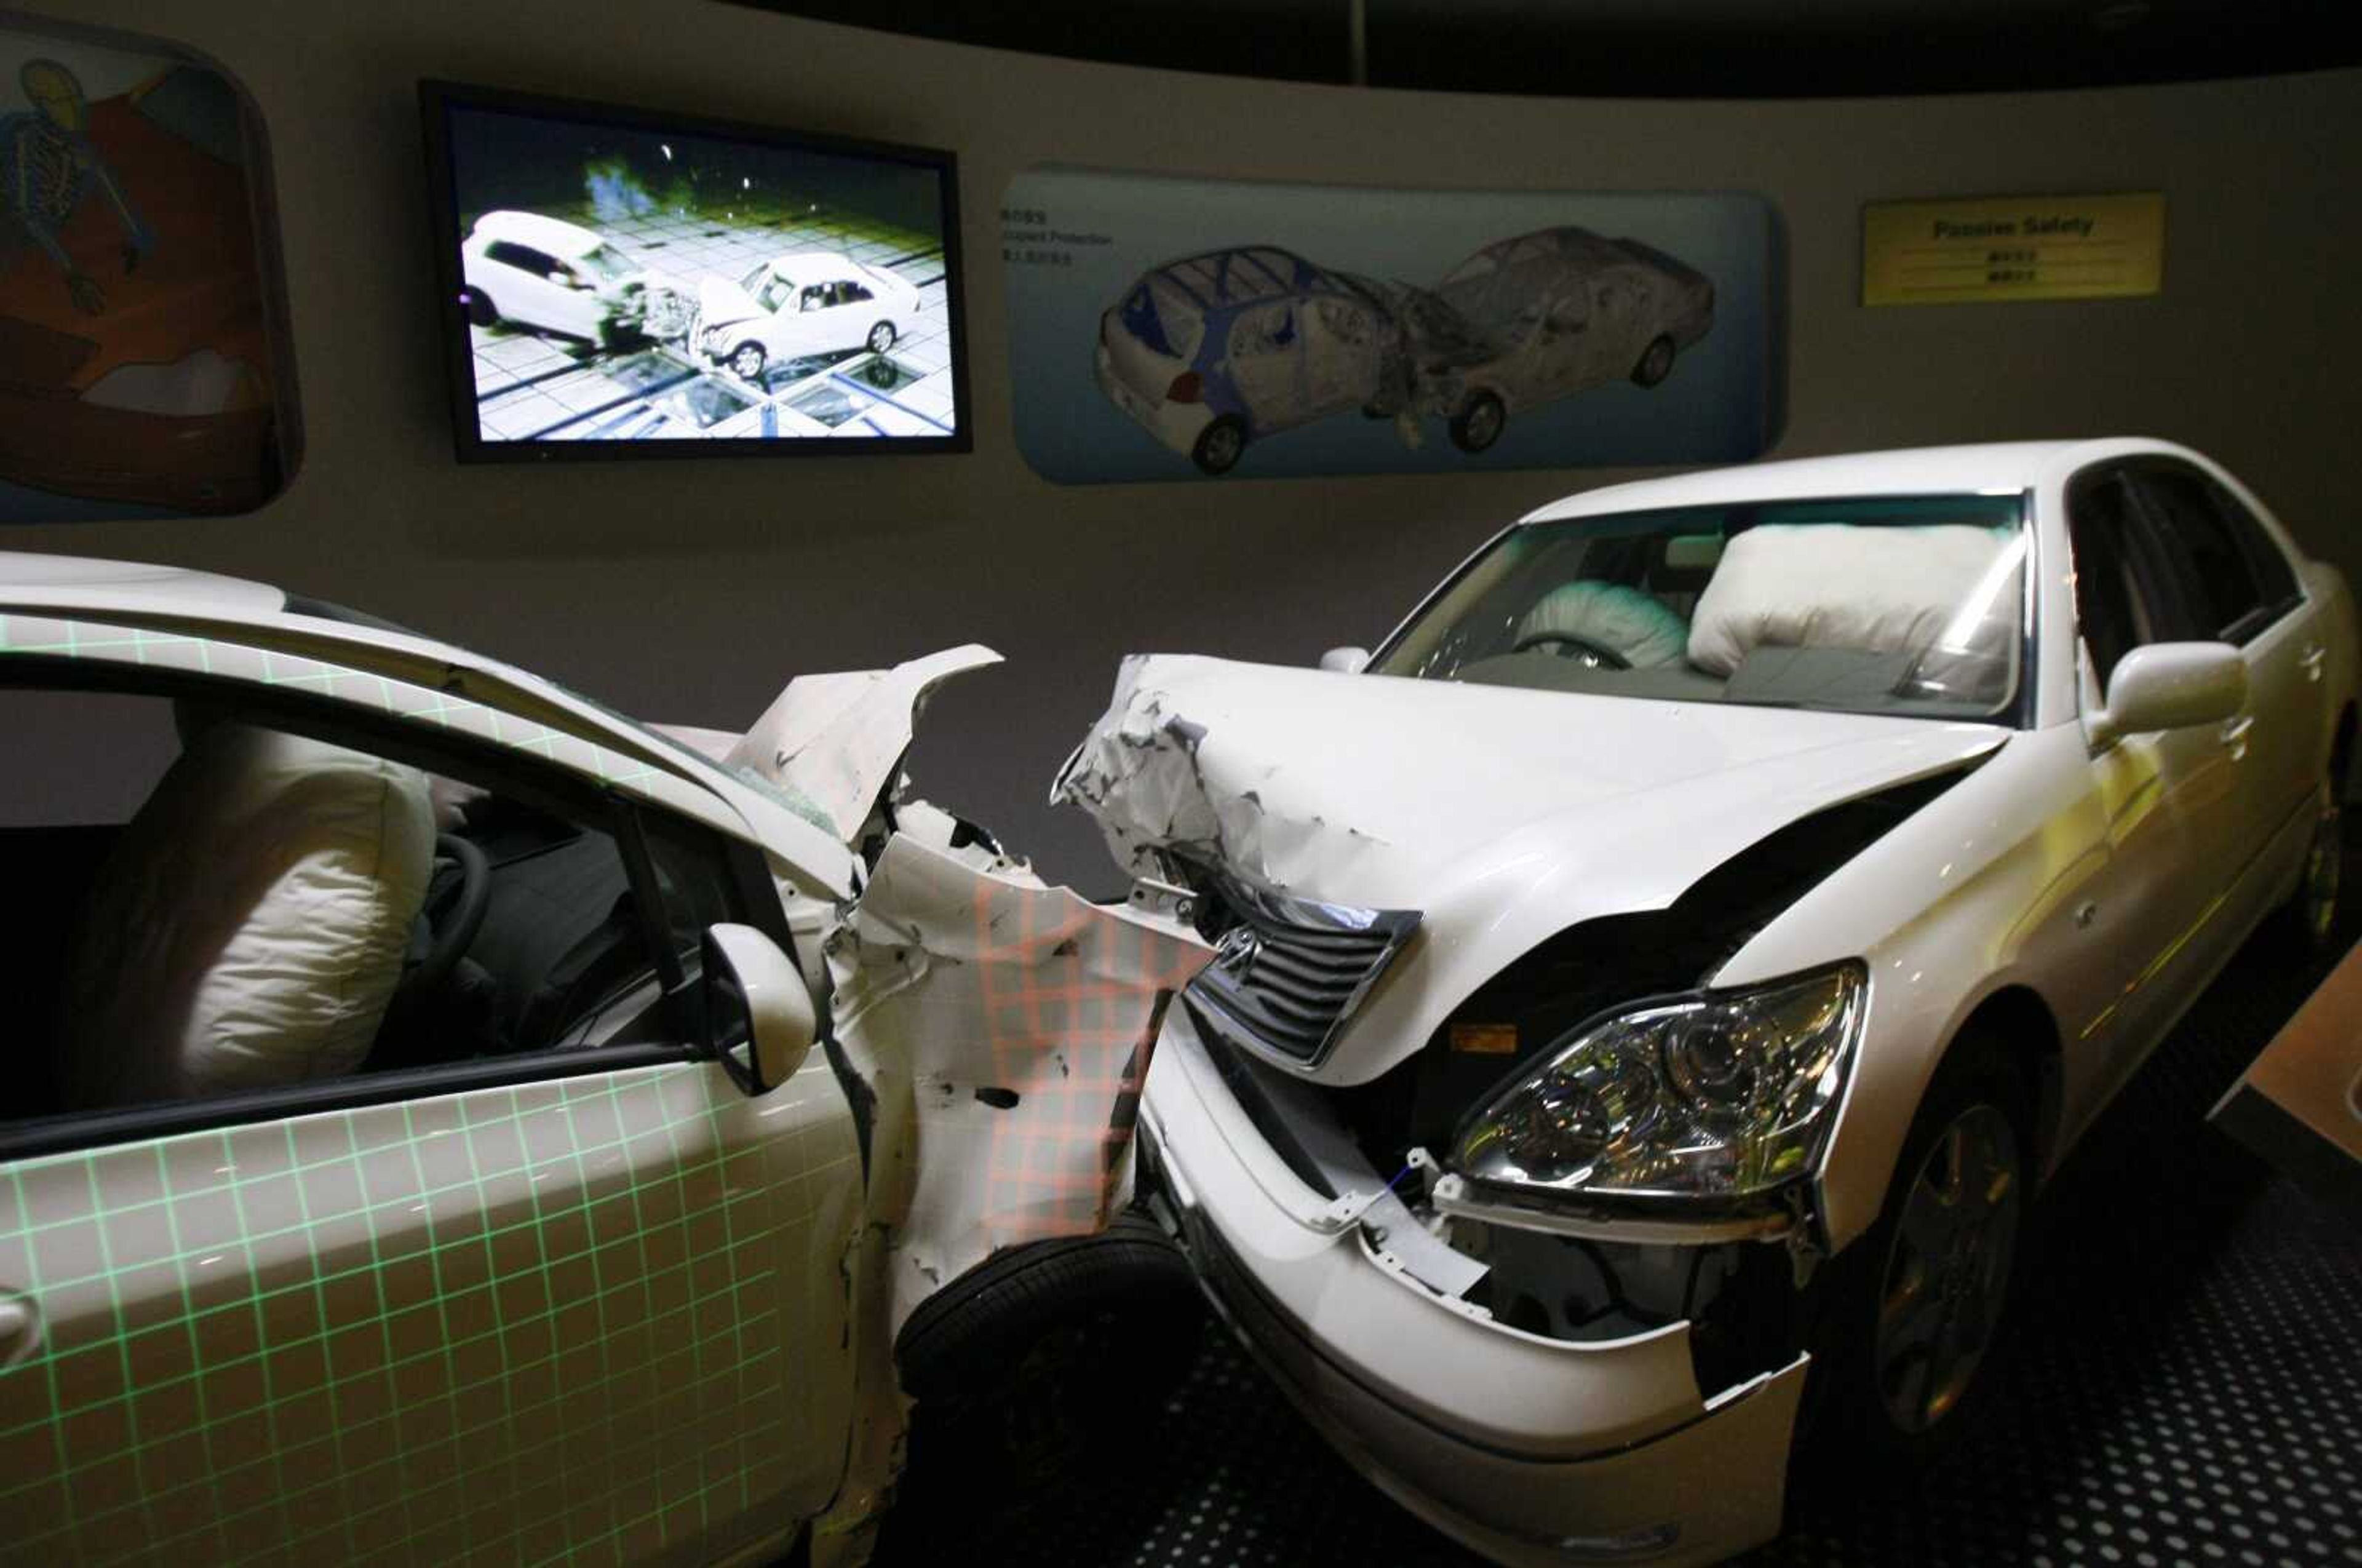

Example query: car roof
[1461,226,1628,271]
[1142,247,1356,314]
[1519,440,2181,524]
[764,252,890,286]
[0,550,859,893]
[472,209,608,255]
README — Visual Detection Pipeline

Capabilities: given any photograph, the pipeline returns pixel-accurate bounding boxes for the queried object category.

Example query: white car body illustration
[459,209,674,346]
[693,253,923,381]
[1417,226,1716,453]
[0,554,1206,1566]
[1057,440,2355,1566]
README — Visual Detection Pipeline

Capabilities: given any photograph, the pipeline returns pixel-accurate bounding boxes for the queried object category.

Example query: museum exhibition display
[0,2,2355,1566]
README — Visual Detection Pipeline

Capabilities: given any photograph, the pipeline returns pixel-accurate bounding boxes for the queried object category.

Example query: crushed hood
[1056,655,2010,1081]
[725,645,1003,844]
[696,275,764,330]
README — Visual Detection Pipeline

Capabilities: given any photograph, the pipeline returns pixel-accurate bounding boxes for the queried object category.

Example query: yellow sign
[1862,193,2165,307]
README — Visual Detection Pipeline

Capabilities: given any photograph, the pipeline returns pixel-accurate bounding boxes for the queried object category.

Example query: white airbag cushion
[56,725,435,1108]
[1516,581,1689,669]
[1686,523,2010,677]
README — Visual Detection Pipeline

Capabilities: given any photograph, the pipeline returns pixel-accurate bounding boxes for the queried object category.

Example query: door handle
[0,1290,41,1367]
[2300,645,2327,682]
[2221,714,2256,758]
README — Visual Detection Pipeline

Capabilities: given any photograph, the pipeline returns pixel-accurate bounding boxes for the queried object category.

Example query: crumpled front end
[1139,1003,1808,1566]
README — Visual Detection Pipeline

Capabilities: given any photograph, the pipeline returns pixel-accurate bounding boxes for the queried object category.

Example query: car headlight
[1452,965,1863,1201]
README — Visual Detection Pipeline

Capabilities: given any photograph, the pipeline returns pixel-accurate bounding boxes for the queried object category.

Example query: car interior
[1401,496,2029,718]
[1,684,701,1131]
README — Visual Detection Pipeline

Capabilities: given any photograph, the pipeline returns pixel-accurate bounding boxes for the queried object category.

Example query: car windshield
[1370,493,2031,721]
[576,244,635,283]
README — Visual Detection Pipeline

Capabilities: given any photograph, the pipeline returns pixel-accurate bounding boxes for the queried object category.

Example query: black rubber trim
[0,1043,698,1161]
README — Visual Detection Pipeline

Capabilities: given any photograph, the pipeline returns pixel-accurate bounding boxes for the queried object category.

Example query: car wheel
[2277,771,2344,953]
[727,342,766,380]
[1631,334,1678,388]
[1449,390,1505,453]
[866,320,898,355]
[464,290,497,328]
[1811,1030,2029,1473]
[1191,416,1247,476]
[886,1213,1204,1552]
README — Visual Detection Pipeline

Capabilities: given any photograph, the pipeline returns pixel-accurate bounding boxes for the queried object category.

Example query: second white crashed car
[1056,439,2356,1565]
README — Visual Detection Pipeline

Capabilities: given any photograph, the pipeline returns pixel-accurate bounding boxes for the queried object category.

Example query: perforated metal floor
[913,853,2362,1568]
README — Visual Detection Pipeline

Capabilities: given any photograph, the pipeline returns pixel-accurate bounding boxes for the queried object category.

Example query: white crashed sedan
[0,555,1205,1567]
[1056,439,2355,1566]
[691,252,923,382]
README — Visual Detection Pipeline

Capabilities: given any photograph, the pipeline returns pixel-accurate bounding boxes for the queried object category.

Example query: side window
[840,281,875,304]
[2131,465,2268,640]
[485,240,552,276]
[0,679,717,1139]
[2067,469,2180,689]
[2205,476,2302,611]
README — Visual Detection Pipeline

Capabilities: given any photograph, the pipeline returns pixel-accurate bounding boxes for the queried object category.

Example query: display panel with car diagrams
[1003,168,1776,482]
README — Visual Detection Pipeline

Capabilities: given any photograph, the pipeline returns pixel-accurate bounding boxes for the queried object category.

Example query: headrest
[55,723,435,1108]
[1687,523,2014,677]
[1516,581,1690,669]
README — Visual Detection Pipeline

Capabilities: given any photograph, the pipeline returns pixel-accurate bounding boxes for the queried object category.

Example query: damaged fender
[728,644,1004,843]
[826,830,1212,1332]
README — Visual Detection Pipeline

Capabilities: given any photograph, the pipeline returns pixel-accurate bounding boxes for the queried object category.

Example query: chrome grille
[1184,876,1418,1067]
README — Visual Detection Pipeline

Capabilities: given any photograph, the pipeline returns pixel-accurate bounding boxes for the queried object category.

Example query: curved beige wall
[6,1,2360,885]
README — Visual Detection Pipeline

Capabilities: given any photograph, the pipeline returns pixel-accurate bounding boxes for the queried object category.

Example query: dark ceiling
[739,0,2361,97]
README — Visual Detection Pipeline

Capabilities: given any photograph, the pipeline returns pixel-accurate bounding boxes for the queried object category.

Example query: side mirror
[702,923,816,1096]
[2088,642,2248,750]
[1319,646,1370,674]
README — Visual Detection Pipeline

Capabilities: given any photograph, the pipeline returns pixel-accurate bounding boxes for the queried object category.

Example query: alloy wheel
[1874,1103,2021,1435]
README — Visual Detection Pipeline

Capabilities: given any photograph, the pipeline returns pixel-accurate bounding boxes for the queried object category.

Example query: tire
[1631,333,1678,388]
[464,290,497,328]
[866,319,898,355]
[1808,1029,2031,1475]
[887,1214,1204,1550]
[726,341,766,380]
[1448,389,1505,453]
[1190,415,1247,476]
[2274,767,2345,955]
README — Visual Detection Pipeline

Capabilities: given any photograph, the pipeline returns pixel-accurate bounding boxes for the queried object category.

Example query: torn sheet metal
[1051,652,1362,891]
[728,644,1003,843]
[827,830,1211,1331]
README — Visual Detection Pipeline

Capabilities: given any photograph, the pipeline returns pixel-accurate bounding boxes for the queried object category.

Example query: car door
[0,636,861,1567]
[1303,297,1379,417]
[2126,460,2324,907]
[1522,278,1591,402]
[483,241,579,340]
[2058,464,2240,1102]
[1222,300,1305,433]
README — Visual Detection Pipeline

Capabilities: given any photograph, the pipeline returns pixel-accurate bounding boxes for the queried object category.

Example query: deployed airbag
[54,724,435,1107]
[1687,523,2011,677]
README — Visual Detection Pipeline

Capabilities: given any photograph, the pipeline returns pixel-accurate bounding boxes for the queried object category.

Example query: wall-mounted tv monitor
[420,80,969,461]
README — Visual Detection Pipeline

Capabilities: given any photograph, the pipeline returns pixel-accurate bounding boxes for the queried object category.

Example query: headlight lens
[1452,965,1864,1201]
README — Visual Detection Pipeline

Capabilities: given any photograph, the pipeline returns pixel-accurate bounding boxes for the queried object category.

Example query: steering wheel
[1509,629,1632,670]
[394,834,491,1006]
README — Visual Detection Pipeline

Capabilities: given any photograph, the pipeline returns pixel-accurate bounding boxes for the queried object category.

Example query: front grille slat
[1183,875,1420,1067]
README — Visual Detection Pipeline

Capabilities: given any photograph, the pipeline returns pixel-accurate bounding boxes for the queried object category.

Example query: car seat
[1513,580,1690,669]
[50,718,435,1110]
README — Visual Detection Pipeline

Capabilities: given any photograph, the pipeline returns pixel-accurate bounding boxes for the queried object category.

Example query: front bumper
[1093,342,1211,456]
[1141,1008,1806,1567]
